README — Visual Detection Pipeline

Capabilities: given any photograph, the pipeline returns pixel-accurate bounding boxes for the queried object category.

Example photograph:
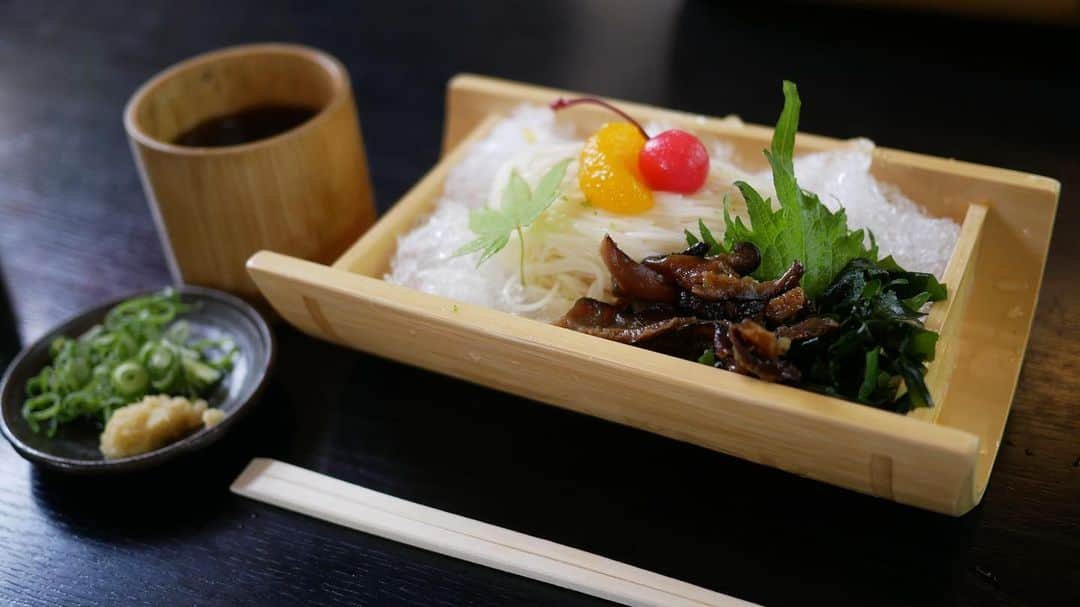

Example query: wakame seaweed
[786,258,946,412]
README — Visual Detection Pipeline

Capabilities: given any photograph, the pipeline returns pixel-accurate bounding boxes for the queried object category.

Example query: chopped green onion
[20,288,237,435]
[111,362,149,397]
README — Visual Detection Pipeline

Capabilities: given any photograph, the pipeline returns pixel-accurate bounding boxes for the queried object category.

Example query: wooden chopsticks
[231,458,757,607]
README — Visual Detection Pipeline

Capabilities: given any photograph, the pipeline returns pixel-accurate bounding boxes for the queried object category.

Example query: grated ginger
[99,394,224,459]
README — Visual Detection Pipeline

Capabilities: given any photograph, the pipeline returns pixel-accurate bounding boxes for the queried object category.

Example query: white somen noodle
[386,106,959,322]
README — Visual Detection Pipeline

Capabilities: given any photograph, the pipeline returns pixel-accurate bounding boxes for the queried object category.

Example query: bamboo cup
[124,43,375,300]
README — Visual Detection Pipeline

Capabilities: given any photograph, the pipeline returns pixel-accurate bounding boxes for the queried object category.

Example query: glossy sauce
[172,105,318,147]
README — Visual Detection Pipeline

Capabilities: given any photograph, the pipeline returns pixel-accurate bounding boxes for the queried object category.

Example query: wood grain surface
[0,1,1077,605]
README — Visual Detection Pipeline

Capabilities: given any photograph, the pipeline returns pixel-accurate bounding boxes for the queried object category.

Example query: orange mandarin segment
[578,122,654,214]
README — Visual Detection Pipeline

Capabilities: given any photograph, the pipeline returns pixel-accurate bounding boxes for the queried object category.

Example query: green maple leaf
[721,81,878,299]
[454,158,571,284]
[453,207,512,266]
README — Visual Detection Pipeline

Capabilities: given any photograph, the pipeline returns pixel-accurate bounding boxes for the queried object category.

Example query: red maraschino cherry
[550,97,710,195]
[638,129,709,193]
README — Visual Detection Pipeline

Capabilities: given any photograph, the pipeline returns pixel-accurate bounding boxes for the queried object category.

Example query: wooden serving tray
[247,75,1059,516]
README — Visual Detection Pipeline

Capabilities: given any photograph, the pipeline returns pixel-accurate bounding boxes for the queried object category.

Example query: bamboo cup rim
[123,43,350,156]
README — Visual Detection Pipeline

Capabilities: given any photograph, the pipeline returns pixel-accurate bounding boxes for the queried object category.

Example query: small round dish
[0,286,274,474]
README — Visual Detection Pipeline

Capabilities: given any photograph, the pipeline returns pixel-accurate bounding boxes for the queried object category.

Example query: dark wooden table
[1,2,1077,605]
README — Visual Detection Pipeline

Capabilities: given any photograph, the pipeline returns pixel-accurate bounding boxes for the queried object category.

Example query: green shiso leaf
[697,218,724,255]
[720,81,878,299]
[684,229,700,247]
[686,81,951,413]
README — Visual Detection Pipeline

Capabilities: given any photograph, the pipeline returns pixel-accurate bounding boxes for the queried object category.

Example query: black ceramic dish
[0,286,274,474]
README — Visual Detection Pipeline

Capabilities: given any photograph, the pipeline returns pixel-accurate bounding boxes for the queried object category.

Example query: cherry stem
[550,97,648,140]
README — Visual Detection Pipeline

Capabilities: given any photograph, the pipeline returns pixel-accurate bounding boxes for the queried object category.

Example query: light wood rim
[255,250,981,452]
[443,74,1062,195]
[123,43,350,156]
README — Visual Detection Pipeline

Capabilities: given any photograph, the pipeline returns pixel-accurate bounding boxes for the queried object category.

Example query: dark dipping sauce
[172,105,319,147]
